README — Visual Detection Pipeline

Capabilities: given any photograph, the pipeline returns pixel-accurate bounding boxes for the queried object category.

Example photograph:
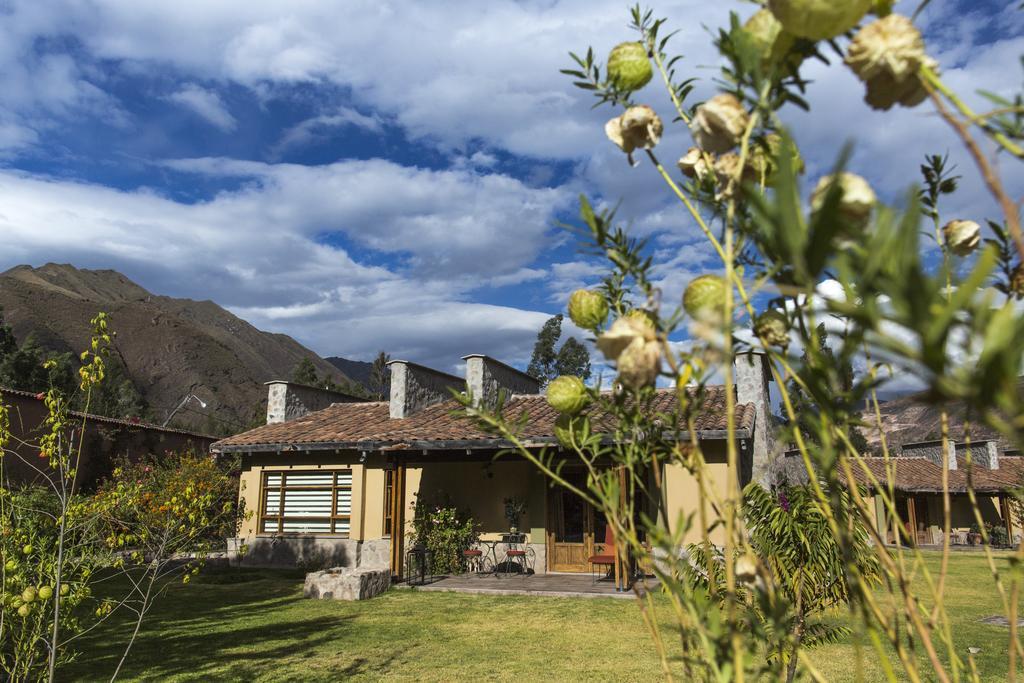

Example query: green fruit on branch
[21,587,36,603]
[568,289,609,329]
[37,585,53,600]
[754,310,790,349]
[17,604,29,618]
[607,41,652,91]
[742,9,800,72]
[546,376,590,415]
[683,275,728,322]
[767,0,872,40]
[22,544,32,555]
[554,413,587,449]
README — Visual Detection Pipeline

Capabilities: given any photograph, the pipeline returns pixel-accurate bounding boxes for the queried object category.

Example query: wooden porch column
[614,466,626,591]
[388,462,406,580]
[906,496,918,547]
[1001,495,1015,546]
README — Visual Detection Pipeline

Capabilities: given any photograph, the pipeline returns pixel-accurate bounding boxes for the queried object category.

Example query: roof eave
[211,426,752,454]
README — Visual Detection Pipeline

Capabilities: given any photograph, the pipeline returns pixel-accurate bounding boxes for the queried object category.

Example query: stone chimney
[387,360,464,419]
[957,440,999,470]
[903,440,957,470]
[462,355,541,408]
[265,381,365,425]
[734,351,774,486]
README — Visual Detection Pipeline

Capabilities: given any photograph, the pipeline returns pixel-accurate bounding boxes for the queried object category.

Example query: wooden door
[546,472,606,572]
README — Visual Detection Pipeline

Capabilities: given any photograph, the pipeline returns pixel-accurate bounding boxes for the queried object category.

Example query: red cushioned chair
[462,548,484,573]
[588,525,616,584]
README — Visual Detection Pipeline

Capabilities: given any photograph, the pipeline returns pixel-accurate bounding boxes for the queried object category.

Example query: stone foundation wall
[229,536,391,570]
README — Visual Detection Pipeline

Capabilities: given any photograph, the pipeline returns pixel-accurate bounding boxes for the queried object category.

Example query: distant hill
[325,357,374,387]
[860,379,1024,452]
[0,264,353,435]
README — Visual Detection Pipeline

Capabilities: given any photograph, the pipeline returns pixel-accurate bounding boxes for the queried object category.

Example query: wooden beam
[389,463,406,580]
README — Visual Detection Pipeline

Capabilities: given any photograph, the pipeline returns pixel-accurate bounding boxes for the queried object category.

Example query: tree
[369,351,391,401]
[555,336,591,380]
[787,323,869,455]
[527,315,591,385]
[291,358,320,386]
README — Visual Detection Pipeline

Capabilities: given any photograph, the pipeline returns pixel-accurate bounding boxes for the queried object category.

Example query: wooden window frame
[382,469,394,538]
[259,469,352,536]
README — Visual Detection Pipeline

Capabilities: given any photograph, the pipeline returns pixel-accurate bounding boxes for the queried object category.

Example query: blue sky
[0,0,1020,380]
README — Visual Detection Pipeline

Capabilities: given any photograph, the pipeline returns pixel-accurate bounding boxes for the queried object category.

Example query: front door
[546,472,608,572]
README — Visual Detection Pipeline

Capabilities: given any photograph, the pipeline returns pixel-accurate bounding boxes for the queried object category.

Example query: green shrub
[408,497,477,575]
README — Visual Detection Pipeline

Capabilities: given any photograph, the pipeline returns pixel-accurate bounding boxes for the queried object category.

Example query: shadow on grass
[61,568,376,681]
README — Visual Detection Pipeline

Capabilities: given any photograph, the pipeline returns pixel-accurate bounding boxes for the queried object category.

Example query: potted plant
[968,522,983,546]
[503,497,527,534]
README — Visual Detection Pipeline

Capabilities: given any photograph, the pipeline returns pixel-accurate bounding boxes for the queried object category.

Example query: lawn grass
[62,550,1021,681]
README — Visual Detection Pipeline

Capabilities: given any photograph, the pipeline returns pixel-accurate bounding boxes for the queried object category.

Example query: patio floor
[394,572,640,599]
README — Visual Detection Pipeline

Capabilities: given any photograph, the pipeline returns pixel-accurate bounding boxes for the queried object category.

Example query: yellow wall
[407,459,546,543]
[236,451,364,538]
[236,442,737,551]
[662,441,731,545]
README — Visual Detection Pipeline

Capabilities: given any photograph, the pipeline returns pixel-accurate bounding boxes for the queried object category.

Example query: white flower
[596,313,656,362]
[677,147,713,182]
[690,94,749,154]
[606,105,663,164]
[811,173,877,232]
[845,14,938,110]
[942,220,981,257]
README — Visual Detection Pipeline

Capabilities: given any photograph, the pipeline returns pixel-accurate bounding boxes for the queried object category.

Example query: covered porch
[394,570,641,599]
[384,453,640,590]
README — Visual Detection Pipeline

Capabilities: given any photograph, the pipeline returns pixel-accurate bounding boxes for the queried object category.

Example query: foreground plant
[0,316,243,681]
[466,3,1024,681]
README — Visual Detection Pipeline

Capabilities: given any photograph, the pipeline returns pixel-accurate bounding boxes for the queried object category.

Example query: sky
[0,0,1020,381]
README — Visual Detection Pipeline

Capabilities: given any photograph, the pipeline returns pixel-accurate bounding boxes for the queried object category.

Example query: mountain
[859,379,1024,452]
[325,357,374,388]
[0,264,353,435]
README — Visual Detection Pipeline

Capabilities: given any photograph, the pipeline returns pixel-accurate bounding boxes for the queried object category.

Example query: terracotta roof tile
[843,455,1023,493]
[0,386,217,440]
[213,386,754,452]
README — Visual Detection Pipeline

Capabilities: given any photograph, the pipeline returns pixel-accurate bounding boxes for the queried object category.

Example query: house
[211,353,775,578]
[0,386,218,489]
[848,439,1021,547]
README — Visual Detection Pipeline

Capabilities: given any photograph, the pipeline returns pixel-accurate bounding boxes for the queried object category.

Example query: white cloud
[0,158,570,369]
[167,84,237,131]
[270,106,384,158]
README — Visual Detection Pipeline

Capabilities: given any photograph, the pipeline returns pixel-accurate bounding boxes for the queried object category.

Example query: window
[260,470,352,535]
[383,469,394,537]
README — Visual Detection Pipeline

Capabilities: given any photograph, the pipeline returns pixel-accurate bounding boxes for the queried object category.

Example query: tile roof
[843,455,1024,494]
[212,386,755,453]
[0,386,217,440]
